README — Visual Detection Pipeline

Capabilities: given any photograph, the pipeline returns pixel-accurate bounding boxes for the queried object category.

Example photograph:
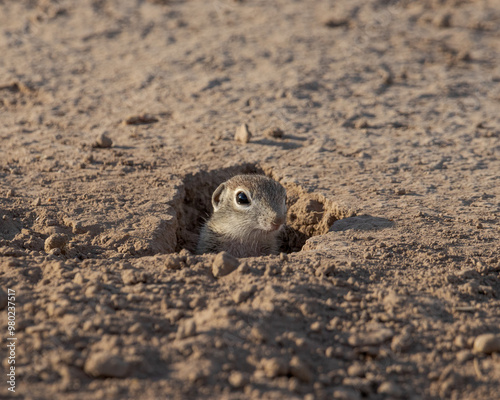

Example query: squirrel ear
[212,183,226,212]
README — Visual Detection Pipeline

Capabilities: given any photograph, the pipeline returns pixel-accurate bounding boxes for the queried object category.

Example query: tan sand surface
[1,0,499,399]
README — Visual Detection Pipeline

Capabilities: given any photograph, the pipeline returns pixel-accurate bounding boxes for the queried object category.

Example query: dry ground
[1,0,499,399]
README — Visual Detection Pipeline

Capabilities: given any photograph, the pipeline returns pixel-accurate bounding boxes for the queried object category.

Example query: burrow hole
[174,164,354,255]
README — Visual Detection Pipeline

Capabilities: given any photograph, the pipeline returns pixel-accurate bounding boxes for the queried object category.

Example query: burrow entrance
[175,164,355,254]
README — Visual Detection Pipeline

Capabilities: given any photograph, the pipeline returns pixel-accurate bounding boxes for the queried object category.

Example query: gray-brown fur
[197,175,287,258]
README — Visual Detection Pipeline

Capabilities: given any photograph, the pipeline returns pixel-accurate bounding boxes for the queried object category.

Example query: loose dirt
[1,1,499,399]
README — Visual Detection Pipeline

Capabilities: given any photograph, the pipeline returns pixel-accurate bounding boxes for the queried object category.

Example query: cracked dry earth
[1,0,500,399]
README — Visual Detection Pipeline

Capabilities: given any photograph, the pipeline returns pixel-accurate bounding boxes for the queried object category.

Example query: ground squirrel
[196,175,287,258]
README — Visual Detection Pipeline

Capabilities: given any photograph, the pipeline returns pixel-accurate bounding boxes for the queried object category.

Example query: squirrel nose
[273,216,285,225]
[270,216,285,231]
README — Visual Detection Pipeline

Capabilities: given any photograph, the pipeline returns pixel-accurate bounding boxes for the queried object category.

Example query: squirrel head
[210,175,287,238]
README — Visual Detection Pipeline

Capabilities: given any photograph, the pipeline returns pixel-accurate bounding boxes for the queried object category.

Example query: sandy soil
[1,0,499,399]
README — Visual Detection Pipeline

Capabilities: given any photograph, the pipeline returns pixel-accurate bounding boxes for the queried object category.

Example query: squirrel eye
[236,191,250,205]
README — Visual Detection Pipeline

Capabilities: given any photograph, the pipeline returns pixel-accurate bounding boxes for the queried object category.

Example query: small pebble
[383,290,402,306]
[456,350,473,363]
[48,248,62,256]
[84,352,128,378]
[128,322,144,335]
[250,324,268,344]
[232,285,255,304]
[176,319,197,340]
[316,262,335,277]
[264,264,280,276]
[345,291,361,302]
[121,270,139,285]
[85,285,100,297]
[93,131,113,148]
[288,377,300,392]
[235,123,251,144]
[212,251,239,278]
[440,375,458,397]
[33,197,42,206]
[347,363,365,377]
[73,273,84,285]
[348,328,394,347]
[44,233,68,253]
[310,321,323,332]
[261,357,287,378]
[228,371,247,388]
[165,256,182,270]
[453,335,468,349]
[237,262,250,274]
[378,381,403,397]
[473,333,500,354]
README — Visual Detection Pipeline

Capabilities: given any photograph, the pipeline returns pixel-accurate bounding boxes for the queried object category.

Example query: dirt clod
[176,319,197,340]
[84,352,129,378]
[228,371,247,388]
[235,123,252,144]
[212,251,239,278]
[348,328,394,347]
[261,357,288,378]
[347,363,365,377]
[121,269,148,285]
[165,256,183,270]
[93,131,113,148]
[473,334,500,354]
[44,233,68,253]
[232,285,256,304]
[378,381,404,397]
